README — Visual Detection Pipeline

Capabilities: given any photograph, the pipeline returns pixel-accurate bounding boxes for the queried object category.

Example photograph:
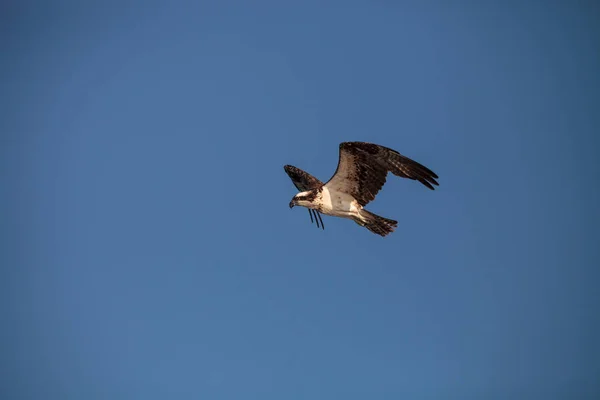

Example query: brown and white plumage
[286,142,439,237]
[283,165,325,229]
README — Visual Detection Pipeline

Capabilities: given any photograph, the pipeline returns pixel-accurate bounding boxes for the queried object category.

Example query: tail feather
[358,209,398,237]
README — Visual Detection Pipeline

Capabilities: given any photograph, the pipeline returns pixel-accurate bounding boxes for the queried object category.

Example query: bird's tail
[357,209,398,237]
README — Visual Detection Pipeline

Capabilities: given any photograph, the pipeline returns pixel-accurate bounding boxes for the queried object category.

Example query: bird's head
[289,191,314,209]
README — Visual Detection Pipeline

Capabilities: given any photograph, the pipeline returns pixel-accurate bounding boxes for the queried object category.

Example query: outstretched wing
[283,165,324,191]
[283,165,325,229]
[323,142,439,207]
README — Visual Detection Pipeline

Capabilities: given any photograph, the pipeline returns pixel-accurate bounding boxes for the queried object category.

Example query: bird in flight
[284,142,439,237]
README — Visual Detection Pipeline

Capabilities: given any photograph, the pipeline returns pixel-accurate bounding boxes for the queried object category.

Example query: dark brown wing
[283,165,324,191]
[323,142,439,207]
[283,165,325,229]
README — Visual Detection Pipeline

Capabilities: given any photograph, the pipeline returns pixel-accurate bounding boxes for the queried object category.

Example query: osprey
[285,142,439,237]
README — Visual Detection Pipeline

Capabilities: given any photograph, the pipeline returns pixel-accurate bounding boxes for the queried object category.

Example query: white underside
[305,186,365,222]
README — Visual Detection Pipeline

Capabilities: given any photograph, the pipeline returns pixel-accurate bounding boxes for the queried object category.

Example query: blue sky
[2,1,599,399]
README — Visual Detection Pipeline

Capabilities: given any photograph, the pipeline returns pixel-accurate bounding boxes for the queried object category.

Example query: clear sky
[2,1,599,399]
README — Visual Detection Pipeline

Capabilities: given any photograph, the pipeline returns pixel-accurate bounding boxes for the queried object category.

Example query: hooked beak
[289,200,295,209]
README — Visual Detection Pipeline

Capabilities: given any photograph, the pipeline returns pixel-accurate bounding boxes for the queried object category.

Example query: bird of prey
[285,142,439,237]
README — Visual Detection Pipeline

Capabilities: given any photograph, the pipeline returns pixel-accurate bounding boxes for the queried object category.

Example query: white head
[289,190,316,209]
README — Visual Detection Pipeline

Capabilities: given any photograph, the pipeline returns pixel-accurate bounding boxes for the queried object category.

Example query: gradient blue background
[2,1,599,398]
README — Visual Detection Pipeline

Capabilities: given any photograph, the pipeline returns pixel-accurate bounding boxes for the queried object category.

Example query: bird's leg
[316,211,325,230]
[312,209,320,228]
